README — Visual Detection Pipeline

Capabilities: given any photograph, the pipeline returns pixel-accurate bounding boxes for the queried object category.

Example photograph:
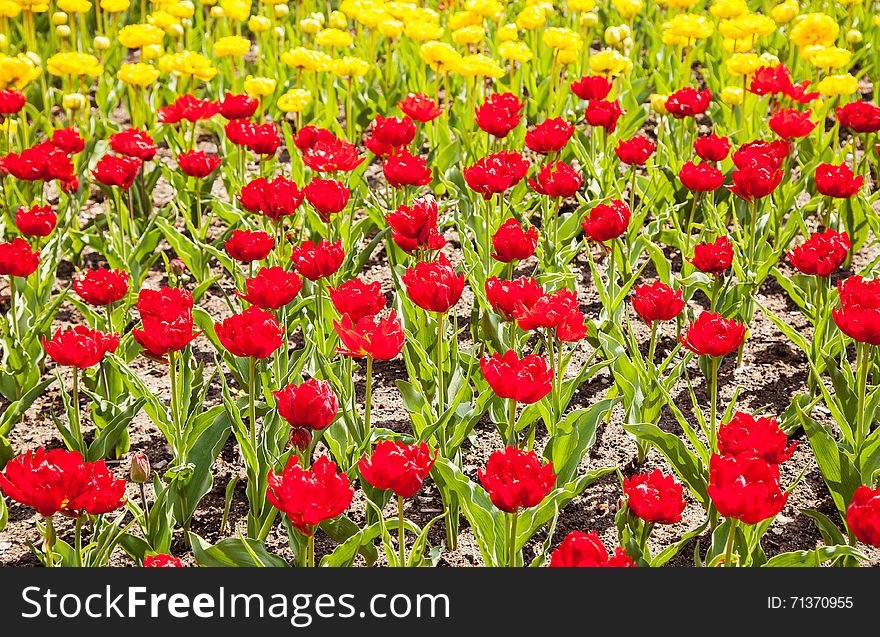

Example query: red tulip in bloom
[515,288,588,342]
[749,64,792,96]
[708,453,788,524]
[51,127,85,154]
[15,204,57,237]
[492,218,538,262]
[364,132,395,158]
[397,93,443,122]
[1,142,74,182]
[836,101,880,134]
[238,176,305,220]
[679,161,725,191]
[300,134,364,173]
[177,150,222,178]
[528,161,582,198]
[688,236,733,274]
[385,195,446,254]
[815,162,863,198]
[787,230,851,277]
[832,276,880,345]
[463,151,530,199]
[479,447,556,513]
[224,118,254,146]
[581,199,631,242]
[525,118,575,154]
[729,163,783,201]
[485,276,544,321]
[158,94,220,123]
[143,554,183,568]
[43,326,120,369]
[358,441,437,498]
[732,140,789,170]
[584,99,624,132]
[694,134,731,162]
[0,89,25,114]
[383,149,432,189]
[274,379,339,431]
[480,350,553,404]
[0,448,126,517]
[0,238,39,277]
[293,126,337,151]
[224,229,274,263]
[665,87,712,118]
[92,154,142,189]
[680,312,746,357]
[769,108,817,139]
[218,92,259,120]
[785,80,819,105]
[335,311,405,360]
[631,282,685,326]
[474,92,524,138]
[215,307,283,358]
[847,486,880,547]
[570,75,613,100]
[549,531,635,567]
[245,122,282,156]
[109,128,157,161]
[328,278,386,322]
[74,268,129,306]
[304,178,350,221]
[132,287,199,361]
[291,239,344,281]
[615,135,655,165]
[370,115,417,148]
[236,266,302,310]
[623,469,686,524]
[266,455,353,536]
[717,411,797,465]
[402,254,464,314]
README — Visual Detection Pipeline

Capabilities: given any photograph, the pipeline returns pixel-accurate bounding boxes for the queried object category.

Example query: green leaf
[800,508,847,547]
[0,378,54,437]
[0,490,7,532]
[543,400,617,484]
[622,423,709,504]
[651,522,708,567]
[798,407,860,521]
[762,545,867,567]
[86,398,145,461]
[189,533,288,567]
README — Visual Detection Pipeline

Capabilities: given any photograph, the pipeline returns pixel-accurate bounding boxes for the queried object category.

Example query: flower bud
[273,26,285,38]
[846,29,863,44]
[93,35,110,51]
[130,452,150,484]
[289,427,312,451]
[169,258,187,276]
[329,10,346,28]
[580,11,598,27]
[721,86,744,105]
[273,3,288,17]
[52,11,68,24]
[62,93,86,110]
[604,26,621,45]
[650,93,668,114]
[168,23,184,38]
[56,24,71,38]
[249,14,271,32]
[210,6,224,18]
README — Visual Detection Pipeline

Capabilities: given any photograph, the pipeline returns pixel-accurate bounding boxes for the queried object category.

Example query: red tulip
[74,268,129,306]
[491,218,538,263]
[708,453,788,524]
[525,117,575,154]
[515,288,588,342]
[717,411,797,465]
[177,150,222,178]
[386,195,446,254]
[370,115,417,148]
[847,486,880,547]
[290,239,344,281]
[665,87,712,118]
[688,236,733,274]
[485,276,544,321]
[397,93,443,122]
[769,108,817,139]
[480,350,553,404]
[623,469,686,524]
[51,127,85,154]
[570,75,613,100]
[584,99,623,132]
[528,161,582,198]
[335,311,405,360]
[300,135,364,173]
[478,446,556,513]
[219,92,259,120]
[328,278,386,321]
[266,455,353,536]
[832,276,880,345]
[787,229,850,277]
[274,379,339,431]
[244,122,281,156]
[43,326,119,369]
[836,101,880,134]
[215,306,283,358]
[224,229,275,263]
[383,149,432,189]
[132,287,199,361]
[549,531,635,567]
[733,140,788,169]
[238,176,305,220]
[92,154,142,189]
[143,554,183,567]
[815,162,863,198]
[402,254,464,313]
[109,128,157,161]
[158,94,219,123]
[679,161,724,192]
[615,136,655,165]
[15,204,57,237]
[236,266,302,310]
[0,89,26,114]
[474,92,523,138]
[463,151,530,199]
[365,132,395,158]
[581,199,630,242]
[1,142,73,182]
[0,448,126,517]
[358,441,437,498]
[0,238,39,277]
[305,178,350,221]
[694,134,730,162]
[680,312,745,357]
[729,163,783,201]
[631,281,685,326]
[749,64,792,96]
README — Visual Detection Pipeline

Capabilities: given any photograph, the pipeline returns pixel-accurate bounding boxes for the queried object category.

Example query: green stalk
[74,516,83,568]
[708,355,719,454]
[398,494,406,567]
[307,533,315,568]
[44,516,56,568]
[169,351,183,461]
[72,367,84,454]
[248,356,257,451]
[723,519,738,568]
[856,342,871,451]
[363,357,373,444]
[507,398,517,448]
[647,322,659,368]
[507,511,519,568]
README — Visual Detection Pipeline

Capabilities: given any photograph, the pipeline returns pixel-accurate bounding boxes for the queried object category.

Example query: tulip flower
[225,229,274,264]
[15,204,57,238]
[665,87,712,118]
[143,554,183,568]
[481,350,553,446]
[177,150,222,178]
[524,118,575,155]
[717,412,797,465]
[385,195,446,257]
[631,281,685,362]
[397,93,443,123]
[328,278,386,322]
[491,218,538,268]
[485,276,544,324]
[236,266,302,310]
[474,92,523,138]
[275,379,339,460]
[549,531,635,567]
[847,486,880,547]
[694,134,730,162]
[218,92,258,120]
[370,115,417,149]
[304,178,350,223]
[383,149,432,189]
[624,470,686,525]
[815,162,863,199]
[109,128,157,162]
[570,75,612,100]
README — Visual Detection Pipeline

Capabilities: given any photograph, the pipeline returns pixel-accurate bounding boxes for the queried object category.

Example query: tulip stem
[71,367,84,454]
[307,533,315,568]
[708,355,719,454]
[724,519,738,568]
[44,516,56,568]
[436,312,445,449]
[856,342,870,451]
[507,398,517,448]
[507,511,519,567]
[248,356,257,451]
[169,351,183,462]
[363,356,373,445]
[139,483,150,520]
[397,494,406,567]
[647,322,659,367]
[7,275,15,339]
[74,516,83,568]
